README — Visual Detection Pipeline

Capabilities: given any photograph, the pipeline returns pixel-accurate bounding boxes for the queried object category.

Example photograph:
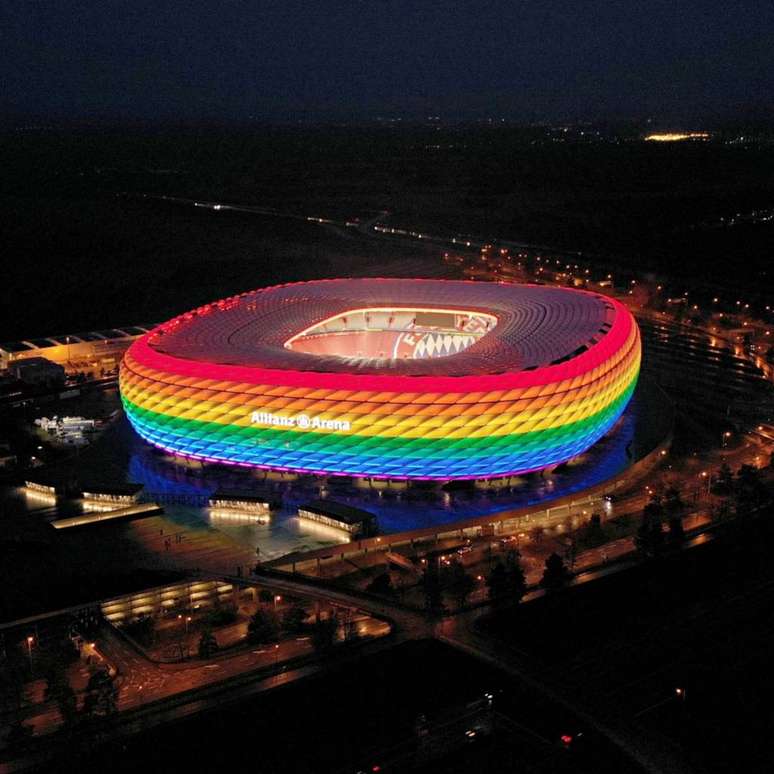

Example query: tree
[420,559,444,614]
[712,463,734,496]
[505,552,528,602]
[635,513,665,558]
[197,627,218,659]
[281,604,308,634]
[663,487,686,546]
[247,608,280,644]
[735,464,768,513]
[486,561,509,602]
[446,561,475,608]
[205,603,238,628]
[487,551,528,604]
[43,661,77,727]
[663,486,684,517]
[365,572,395,597]
[564,533,578,571]
[82,668,118,718]
[0,656,26,717]
[581,513,607,548]
[667,515,685,544]
[540,553,571,592]
[311,614,339,654]
[635,495,666,559]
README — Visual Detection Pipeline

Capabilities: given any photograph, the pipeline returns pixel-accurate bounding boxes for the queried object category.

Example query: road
[17,594,391,724]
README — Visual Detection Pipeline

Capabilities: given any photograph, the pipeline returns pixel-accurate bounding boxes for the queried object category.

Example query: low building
[100,579,236,624]
[298,499,377,537]
[9,357,65,387]
[81,483,144,505]
[52,502,162,529]
[0,324,156,375]
[24,480,57,496]
[208,489,280,515]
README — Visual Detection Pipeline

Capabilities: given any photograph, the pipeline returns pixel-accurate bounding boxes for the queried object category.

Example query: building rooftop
[11,357,63,369]
[80,483,144,497]
[0,324,156,357]
[211,488,279,504]
[300,499,376,525]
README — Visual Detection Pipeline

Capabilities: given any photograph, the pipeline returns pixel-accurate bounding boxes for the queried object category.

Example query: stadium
[119,279,641,480]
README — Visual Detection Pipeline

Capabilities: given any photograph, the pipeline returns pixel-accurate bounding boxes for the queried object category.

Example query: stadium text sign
[250,410,351,433]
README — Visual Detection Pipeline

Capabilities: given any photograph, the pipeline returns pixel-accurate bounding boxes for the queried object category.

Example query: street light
[26,635,34,667]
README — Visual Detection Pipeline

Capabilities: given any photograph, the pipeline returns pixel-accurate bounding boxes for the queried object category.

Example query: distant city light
[644,132,710,142]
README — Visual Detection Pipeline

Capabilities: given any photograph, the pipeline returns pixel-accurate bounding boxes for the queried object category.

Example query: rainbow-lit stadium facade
[119,279,641,480]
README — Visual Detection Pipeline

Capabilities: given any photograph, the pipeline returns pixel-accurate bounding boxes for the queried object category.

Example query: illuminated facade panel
[119,279,640,480]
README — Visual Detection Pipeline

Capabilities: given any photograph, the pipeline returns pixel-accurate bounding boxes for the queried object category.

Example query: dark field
[480,509,774,774]
[45,639,638,774]
[3,124,774,340]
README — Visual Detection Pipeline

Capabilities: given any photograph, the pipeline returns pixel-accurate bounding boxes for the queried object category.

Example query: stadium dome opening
[120,278,641,480]
[285,307,497,362]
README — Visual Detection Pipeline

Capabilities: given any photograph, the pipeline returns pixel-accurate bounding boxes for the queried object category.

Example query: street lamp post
[700,471,712,497]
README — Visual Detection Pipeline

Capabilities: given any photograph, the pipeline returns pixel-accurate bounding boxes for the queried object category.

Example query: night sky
[3,1,773,122]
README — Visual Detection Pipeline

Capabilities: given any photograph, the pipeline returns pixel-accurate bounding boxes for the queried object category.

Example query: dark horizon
[3,1,773,126]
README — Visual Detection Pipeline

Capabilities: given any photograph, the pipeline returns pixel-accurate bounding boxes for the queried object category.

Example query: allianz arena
[119,279,641,480]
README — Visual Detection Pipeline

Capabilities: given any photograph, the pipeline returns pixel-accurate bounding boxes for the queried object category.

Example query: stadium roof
[147,278,617,377]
